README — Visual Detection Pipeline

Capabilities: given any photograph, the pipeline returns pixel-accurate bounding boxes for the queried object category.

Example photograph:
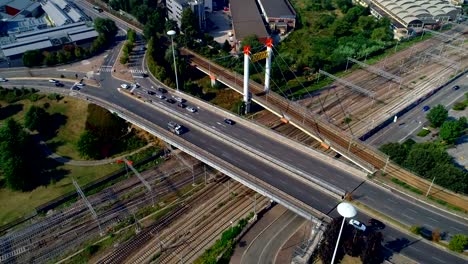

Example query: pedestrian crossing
[130,69,147,74]
[98,66,113,73]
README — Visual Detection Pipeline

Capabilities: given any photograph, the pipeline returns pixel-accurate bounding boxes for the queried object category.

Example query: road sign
[251,51,269,62]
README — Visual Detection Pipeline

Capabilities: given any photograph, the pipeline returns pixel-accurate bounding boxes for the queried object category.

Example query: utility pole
[426,176,436,197]
[73,179,102,235]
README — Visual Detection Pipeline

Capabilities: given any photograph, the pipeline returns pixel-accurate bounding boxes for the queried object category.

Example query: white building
[166,0,212,30]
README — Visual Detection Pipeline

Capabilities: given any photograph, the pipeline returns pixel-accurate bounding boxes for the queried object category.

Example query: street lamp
[167,30,179,92]
[331,202,357,264]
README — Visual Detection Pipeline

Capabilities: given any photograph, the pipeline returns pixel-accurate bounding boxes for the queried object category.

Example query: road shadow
[0,104,23,120]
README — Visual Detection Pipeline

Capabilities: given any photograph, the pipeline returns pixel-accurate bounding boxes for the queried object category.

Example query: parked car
[166,98,176,104]
[177,103,187,108]
[186,106,197,113]
[452,85,460,91]
[156,94,165,99]
[120,83,129,89]
[224,118,235,125]
[368,219,385,230]
[55,82,64,87]
[0,78,8,82]
[158,87,167,93]
[422,105,430,112]
[349,219,366,232]
[49,79,58,83]
[147,90,156,95]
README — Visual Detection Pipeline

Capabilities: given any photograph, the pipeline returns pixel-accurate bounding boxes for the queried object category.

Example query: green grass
[0,163,121,225]
[417,129,431,137]
[428,196,464,212]
[391,177,424,195]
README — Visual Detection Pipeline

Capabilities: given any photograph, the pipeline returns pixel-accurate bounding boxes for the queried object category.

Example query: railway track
[98,176,232,263]
[182,33,468,211]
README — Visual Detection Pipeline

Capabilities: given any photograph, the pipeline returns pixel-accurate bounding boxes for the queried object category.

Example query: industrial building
[229,0,269,42]
[355,0,462,36]
[0,0,97,62]
[257,0,296,34]
[166,0,212,30]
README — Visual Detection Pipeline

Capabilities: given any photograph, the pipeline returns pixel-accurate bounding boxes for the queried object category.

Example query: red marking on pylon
[265,38,273,48]
[210,75,216,80]
[243,45,251,55]
[116,160,123,164]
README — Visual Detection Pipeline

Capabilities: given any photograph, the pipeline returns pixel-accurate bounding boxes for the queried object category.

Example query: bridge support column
[243,45,251,114]
[264,38,273,92]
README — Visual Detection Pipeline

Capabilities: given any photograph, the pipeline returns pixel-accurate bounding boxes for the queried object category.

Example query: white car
[75,82,84,87]
[120,83,129,89]
[174,96,186,103]
[155,94,165,99]
[48,79,58,83]
[0,78,7,82]
[349,219,366,232]
[186,106,197,113]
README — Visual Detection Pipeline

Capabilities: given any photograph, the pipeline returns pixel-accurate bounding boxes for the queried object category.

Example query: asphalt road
[4,77,468,263]
[239,209,305,264]
[367,74,468,146]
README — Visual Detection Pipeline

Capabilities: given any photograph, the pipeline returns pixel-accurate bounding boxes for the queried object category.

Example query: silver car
[186,106,197,113]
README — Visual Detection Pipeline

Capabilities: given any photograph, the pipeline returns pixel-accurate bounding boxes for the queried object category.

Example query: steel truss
[318,70,375,98]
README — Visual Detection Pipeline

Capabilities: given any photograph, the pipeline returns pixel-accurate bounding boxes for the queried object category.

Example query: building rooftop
[257,0,295,19]
[230,0,268,41]
[1,36,52,57]
[5,0,32,10]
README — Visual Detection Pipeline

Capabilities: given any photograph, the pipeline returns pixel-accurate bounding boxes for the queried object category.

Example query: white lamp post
[167,30,179,92]
[331,202,357,264]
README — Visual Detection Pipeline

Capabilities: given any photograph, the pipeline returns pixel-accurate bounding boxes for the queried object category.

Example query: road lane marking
[427,217,439,223]
[399,124,422,143]
[401,213,415,220]
[431,256,446,263]
[407,208,417,213]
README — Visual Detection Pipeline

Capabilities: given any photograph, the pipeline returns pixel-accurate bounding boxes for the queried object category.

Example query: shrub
[448,234,468,253]
[410,225,422,235]
[416,129,430,137]
[452,102,466,111]
[28,93,41,102]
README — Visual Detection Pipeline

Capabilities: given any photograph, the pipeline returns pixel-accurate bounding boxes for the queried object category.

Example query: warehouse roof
[41,0,72,26]
[230,0,268,41]
[371,0,461,27]
[15,22,87,41]
[69,27,98,41]
[257,0,295,19]
[5,0,32,10]
[1,37,52,57]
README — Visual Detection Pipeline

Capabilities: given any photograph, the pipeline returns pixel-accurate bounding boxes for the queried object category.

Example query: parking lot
[206,11,233,44]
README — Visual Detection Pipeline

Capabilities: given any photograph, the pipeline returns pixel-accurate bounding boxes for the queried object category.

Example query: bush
[416,129,430,137]
[448,234,468,253]
[28,93,41,102]
[410,225,422,235]
[47,93,63,101]
[452,102,466,111]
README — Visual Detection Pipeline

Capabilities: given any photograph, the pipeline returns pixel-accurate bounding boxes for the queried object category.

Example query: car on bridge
[49,79,58,83]
[167,121,184,135]
[156,94,165,99]
[158,87,168,93]
[0,77,8,82]
[147,90,156,95]
[224,118,235,125]
[174,97,186,103]
[186,106,197,113]
[166,98,176,104]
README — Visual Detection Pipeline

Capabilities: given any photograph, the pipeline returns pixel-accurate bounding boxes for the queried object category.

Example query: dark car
[177,103,187,108]
[55,82,64,87]
[224,118,235,125]
[147,90,156,95]
[166,98,176,104]
[368,219,385,230]
[452,85,460,91]
[158,87,168,93]
[422,105,430,112]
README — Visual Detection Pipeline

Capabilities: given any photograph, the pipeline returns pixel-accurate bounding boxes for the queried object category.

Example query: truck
[167,121,184,135]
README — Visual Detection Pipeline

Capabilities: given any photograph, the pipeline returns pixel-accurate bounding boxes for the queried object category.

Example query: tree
[180,8,199,34]
[404,148,435,177]
[56,50,66,64]
[426,104,448,127]
[448,234,468,253]
[427,164,468,194]
[22,50,43,67]
[93,18,118,40]
[439,118,466,144]
[379,142,408,165]
[74,46,83,59]
[127,29,136,43]
[317,217,350,263]
[222,40,232,53]
[77,131,101,159]
[24,106,49,132]
[0,119,36,190]
[361,232,384,264]
[43,51,57,66]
